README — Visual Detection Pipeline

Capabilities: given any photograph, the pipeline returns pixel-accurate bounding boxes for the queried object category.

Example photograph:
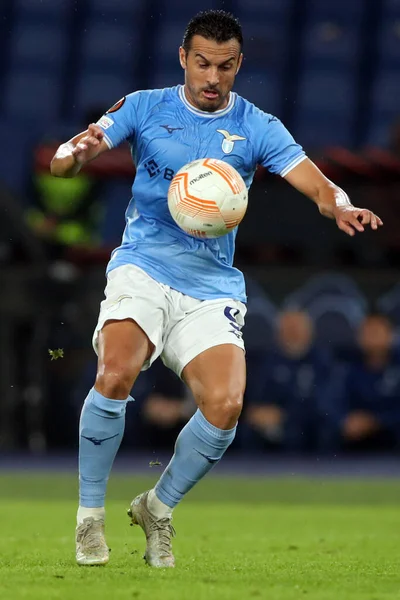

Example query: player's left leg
[128,295,246,567]
[128,346,245,567]
[153,343,245,500]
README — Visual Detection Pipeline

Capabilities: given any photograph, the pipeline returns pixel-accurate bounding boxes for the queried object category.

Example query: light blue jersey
[97,85,306,302]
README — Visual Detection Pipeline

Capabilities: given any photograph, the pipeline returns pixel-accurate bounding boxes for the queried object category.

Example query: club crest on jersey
[217,129,246,154]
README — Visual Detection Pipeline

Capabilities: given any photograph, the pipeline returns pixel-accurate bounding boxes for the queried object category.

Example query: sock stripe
[192,409,237,439]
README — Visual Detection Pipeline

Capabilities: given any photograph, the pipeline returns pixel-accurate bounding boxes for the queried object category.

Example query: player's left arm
[283,158,383,236]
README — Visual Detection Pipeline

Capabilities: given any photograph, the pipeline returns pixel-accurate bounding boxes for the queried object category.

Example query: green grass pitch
[0,472,400,599]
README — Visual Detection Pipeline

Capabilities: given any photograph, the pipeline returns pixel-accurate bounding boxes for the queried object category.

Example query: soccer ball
[167,158,248,238]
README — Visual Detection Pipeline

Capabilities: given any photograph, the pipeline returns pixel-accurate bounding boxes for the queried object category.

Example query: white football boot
[76,517,109,566]
[127,491,175,568]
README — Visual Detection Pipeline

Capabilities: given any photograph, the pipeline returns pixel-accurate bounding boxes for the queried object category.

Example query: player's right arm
[50,123,109,178]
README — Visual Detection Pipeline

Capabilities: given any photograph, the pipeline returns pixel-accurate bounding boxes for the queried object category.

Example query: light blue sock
[155,409,236,508]
[79,387,131,507]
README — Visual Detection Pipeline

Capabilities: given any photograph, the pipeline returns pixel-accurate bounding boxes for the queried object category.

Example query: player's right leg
[76,264,168,566]
[76,318,153,566]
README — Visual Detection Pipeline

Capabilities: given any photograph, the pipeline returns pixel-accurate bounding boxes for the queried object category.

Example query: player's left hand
[333,206,383,237]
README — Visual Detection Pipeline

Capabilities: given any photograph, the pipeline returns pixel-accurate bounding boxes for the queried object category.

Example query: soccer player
[50,10,382,568]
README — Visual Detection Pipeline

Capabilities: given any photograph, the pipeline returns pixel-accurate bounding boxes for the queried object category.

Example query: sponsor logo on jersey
[160,124,184,134]
[106,96,126,114]
[217,129,246,154]
[97,116,114,130]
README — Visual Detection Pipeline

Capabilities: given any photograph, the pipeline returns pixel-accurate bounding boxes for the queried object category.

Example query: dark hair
[182,10,243,53]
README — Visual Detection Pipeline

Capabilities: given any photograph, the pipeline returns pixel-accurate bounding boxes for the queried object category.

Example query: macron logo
[160,125,184,134]
[81,434,119,446]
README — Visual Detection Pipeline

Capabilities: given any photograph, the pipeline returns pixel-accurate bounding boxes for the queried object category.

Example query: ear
[179,46,187,69]
[236,53,243,75]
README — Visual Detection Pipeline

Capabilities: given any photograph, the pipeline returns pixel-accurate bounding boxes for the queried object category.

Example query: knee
[95,360,137,400]
[202,388,244,429]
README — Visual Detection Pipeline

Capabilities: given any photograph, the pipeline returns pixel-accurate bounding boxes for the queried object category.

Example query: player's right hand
[72,123,104,165]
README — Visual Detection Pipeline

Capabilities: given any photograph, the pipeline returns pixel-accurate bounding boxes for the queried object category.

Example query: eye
[221,65,233,71]
[199,63,208,69]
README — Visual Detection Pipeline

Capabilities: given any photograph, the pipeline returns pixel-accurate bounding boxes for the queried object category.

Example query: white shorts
[92,264,246,377]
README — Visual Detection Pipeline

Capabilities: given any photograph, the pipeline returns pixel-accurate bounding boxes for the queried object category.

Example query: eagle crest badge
[217,129,246,154]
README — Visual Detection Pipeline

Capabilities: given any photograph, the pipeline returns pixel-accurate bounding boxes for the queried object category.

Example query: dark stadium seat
[304,0,365,22]
[377,19,400,68]
[14,0,71,20]
[9,23,69,70]
[0,119,39,194]
[367,69,400,146]
[295,0,364,149]
[301,21,362,69]
[158,0,222,24]
[239,22,288,69]
[296,69,355,113]
[3,69,62,122]
[154,23,185,69]
[365,118,393,147]
[307,295,366,351]
[80,21,140,71]
[86,0,146,18]
[383,0,400,17]
[292,70,357,148]
[377,284,400,327]
[233,0,292,20]
[284,273,367,310]
[73,71,132,117]
[364,9,400,146]
[233,70,281,115]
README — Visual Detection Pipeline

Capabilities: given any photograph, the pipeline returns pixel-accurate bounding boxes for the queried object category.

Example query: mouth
[202,90,219,100]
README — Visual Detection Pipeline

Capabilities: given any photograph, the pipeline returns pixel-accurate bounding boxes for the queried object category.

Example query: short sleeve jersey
[97,86,306,302]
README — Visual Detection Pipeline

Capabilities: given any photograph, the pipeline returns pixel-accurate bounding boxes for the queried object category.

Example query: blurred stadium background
[0,0,400,461]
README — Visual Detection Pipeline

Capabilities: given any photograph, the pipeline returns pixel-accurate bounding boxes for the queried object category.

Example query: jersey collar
[178,85,236,118]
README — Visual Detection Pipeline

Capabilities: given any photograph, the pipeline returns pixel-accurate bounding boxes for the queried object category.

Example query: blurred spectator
[321,314,400,452]
[26,110,103,259]
[242,277,277,352]
[242,310,333,453]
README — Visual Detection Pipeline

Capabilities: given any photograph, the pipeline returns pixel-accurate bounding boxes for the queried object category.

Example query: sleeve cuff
[102,133,114,149]
[279,153,307,177]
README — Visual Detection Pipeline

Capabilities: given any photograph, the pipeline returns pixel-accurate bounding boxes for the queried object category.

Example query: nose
[207,67,219,87]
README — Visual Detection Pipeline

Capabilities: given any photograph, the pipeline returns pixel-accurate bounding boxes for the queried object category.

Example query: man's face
[278,311,314,357]
[179,35,242,112]
[358,316,393,355]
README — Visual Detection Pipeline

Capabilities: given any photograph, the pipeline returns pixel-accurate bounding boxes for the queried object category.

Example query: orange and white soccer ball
[167,158,248,238]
